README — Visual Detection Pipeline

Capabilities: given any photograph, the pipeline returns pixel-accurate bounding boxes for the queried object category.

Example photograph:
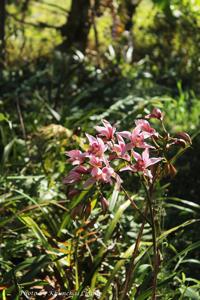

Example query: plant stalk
[146,185,158,300]
[121,185,151,226]
[119,203,149,300]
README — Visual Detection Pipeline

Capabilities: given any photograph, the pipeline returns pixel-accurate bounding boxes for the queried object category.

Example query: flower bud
[175,139,187,148]
[145,108,163,120]
[176,132,192,145]
[164,163,177,177]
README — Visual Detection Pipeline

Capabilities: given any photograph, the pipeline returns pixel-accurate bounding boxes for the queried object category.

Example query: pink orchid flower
[120,148,162,178]
[133,149,162,170]
[83,162,115,188]
[118,126,153,150]
[91,166,103,179]
[66,150,85,165]
[89,155,103,168]
[101,166,115,183]
[95,119,116,140]
[135,119,158,138]
[86,134,107,157]
[112,134,130,161]
[91,166,114,184]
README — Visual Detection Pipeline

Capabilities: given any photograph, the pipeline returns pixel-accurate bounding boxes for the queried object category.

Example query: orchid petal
[120,166,133,172]
[145,157,162,168]
[118,131,132,139]
[132,151,141,161]
[86,133,97,144]
[142,148,149,162]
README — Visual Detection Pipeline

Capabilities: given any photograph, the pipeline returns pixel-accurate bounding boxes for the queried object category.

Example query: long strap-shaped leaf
[19,216,69,289]
[72,199,132,300]
[100,218,199,299]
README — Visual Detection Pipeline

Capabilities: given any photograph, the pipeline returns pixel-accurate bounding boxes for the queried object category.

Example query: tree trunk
[121,0,141,62]
[124,0,138,32]
[60,0,91,53]
[0,0,6,67]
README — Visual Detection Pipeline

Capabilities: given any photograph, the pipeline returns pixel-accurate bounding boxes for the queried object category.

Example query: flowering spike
[64,110,189,211]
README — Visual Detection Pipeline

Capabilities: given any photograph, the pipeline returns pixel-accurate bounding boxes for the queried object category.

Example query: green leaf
[2,138,15,166]
[0,113,7,122]
[136,274,175,300]
[171,241,200,263]
[12,189,58,233]
[19,216,50,250]
[100,243,139,300]
[72,199,132,300]
[158,219,200,243]
[109,184,119,212]
[104,199,131,243]
[45,103,61,121]
[180,259,200,265]
[180,287,200,300]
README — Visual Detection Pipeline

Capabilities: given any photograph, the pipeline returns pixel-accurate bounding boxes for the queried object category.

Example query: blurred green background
[0,0,200,299]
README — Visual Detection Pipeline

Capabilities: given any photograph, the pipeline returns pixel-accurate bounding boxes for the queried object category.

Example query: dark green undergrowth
[0,53,200,299]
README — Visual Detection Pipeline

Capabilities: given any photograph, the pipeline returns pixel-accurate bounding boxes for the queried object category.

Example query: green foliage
[0,0,200,298]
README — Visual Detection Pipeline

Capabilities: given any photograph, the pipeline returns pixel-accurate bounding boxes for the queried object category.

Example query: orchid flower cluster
[63,108,191,297]
[64,108,191,199]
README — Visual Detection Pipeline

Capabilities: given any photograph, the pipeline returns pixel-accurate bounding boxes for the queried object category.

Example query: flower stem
[121,185,152,226]
[145,184,158,300]
[119,203,149,300]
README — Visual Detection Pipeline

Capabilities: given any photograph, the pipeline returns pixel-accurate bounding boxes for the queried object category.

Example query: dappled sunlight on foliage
[0,0,200,299]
